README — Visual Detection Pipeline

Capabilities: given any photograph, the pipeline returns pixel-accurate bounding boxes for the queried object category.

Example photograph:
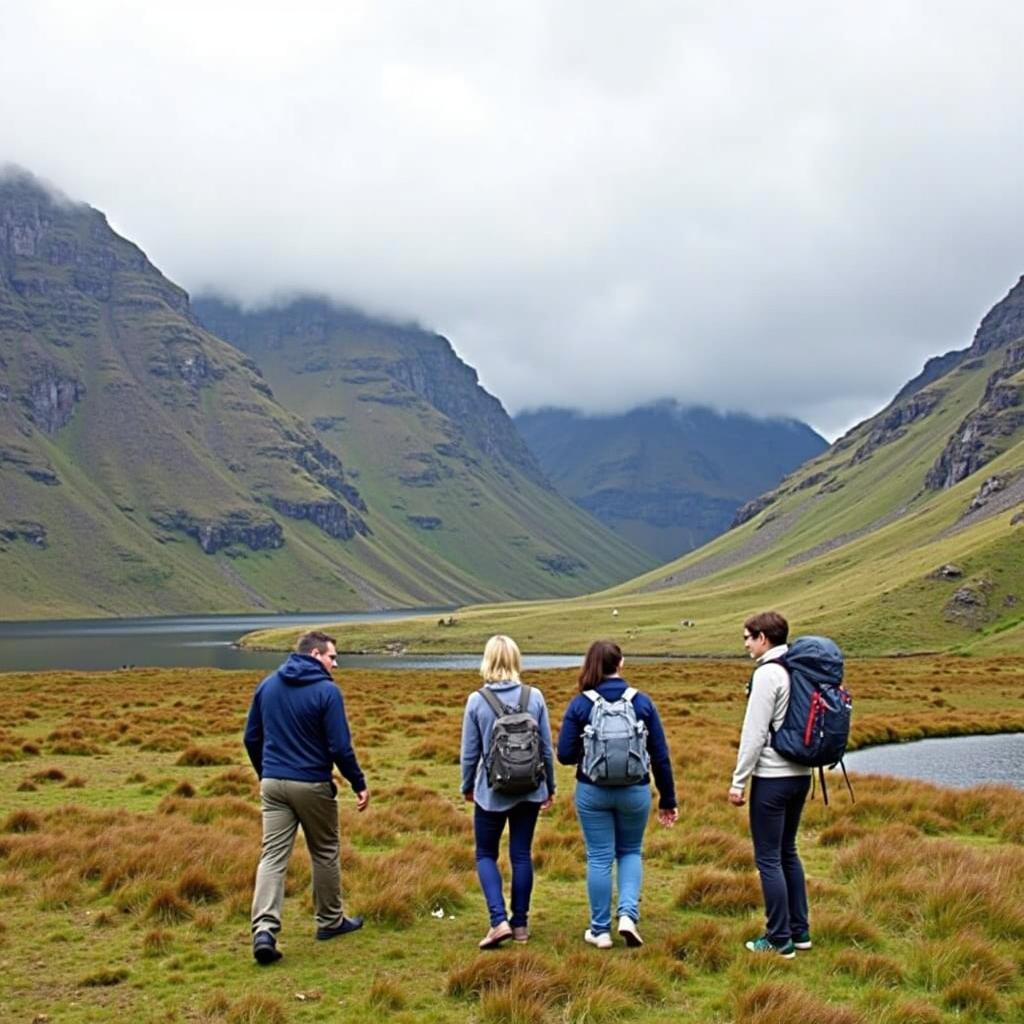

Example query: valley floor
[1,659,1023,1023]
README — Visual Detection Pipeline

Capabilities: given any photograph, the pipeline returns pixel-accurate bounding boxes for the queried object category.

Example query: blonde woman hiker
[557,640,678,949]
[460,635,556,949]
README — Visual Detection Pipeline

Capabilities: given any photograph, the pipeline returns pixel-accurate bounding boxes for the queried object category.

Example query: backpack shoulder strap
[518,684,532,714]
[622,686,638,702]
[478,686,508,717]
[583,689,600,703]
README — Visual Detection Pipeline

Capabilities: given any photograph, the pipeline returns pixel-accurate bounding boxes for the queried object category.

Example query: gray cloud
[3,1,1023,437]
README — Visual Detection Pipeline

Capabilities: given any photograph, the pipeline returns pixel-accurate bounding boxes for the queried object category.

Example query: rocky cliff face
[0,168,375,613]
[193,297,548,488]
[925,340,1024,489]
[970,275,1024,355]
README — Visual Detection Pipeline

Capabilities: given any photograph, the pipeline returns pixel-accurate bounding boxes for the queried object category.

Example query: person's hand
[657,807,678,827]
[355,789,370,812]
[463,790,475,803]
[540,796,555,812]
[728,787,745,806]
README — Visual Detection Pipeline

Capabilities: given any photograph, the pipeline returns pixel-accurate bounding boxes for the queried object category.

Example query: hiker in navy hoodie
[244,630,369,965]
[558,640,678,949]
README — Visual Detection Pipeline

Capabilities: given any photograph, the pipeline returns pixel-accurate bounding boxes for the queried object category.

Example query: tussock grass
[176,746,233,766]
[833,950,904,985]
[177,866,222,904]
[676,867,761,913]
[813,909,881,946]
[735,982,865,1024]
[942,978,1004,1016]
[665,918,734,971]
[225,994,289,1024]
[356,839,467,925]
[1,660,1023,1022]
[367,975,407,1011]
[81,966,129,987]
[3,809,41,832]
[909,932,1017,991]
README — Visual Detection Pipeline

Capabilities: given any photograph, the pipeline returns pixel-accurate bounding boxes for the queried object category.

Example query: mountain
[514,403,827,561]
[262,275,1024,656]
[192,297,656,600]
[0,170,651,618]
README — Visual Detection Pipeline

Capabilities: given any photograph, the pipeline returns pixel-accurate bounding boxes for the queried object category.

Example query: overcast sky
[4,1,1024,438]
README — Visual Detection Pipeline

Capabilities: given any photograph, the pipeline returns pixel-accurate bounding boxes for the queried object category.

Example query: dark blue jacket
[243,653,366,792]
[557,677,676,809]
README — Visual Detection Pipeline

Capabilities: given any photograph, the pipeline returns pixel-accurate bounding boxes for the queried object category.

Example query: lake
[0,612,583,673]
[845,732,1024,790]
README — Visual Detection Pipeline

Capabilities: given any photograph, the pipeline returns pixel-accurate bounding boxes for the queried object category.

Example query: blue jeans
[749,775,811,945]
[474,800,542,927]
[574,781,651,934]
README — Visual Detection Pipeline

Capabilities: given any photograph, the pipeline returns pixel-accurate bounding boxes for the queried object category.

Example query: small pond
[845,733,1024,790]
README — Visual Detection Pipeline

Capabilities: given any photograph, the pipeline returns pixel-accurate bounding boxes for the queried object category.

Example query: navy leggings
[474,801,542,927]
[749,775,811,944]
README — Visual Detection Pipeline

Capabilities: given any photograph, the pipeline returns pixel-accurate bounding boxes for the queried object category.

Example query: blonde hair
[480,634,522,683]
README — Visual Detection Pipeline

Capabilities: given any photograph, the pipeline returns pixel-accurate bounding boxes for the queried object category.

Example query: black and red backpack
[767,635,854,802]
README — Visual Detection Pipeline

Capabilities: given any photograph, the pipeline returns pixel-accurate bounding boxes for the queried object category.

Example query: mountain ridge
[0,170,651,617]
[515,402,827,561]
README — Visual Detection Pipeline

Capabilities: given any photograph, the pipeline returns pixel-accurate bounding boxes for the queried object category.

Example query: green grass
[1,659,1023,1022]
[245,340,1024,657]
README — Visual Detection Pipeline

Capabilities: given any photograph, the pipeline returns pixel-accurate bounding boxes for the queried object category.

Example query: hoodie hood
[278,652,333,686]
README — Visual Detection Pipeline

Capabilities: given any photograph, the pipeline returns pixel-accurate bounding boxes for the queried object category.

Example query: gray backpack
[580,687,651,786]
[479,685,545,795]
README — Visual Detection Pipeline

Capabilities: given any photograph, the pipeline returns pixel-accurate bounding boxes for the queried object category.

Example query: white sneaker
[584,929,613,949]
[617,915,643,947]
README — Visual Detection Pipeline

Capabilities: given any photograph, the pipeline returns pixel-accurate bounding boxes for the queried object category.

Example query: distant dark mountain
[0,170,652,618]
[192,297,655,600]
[514,403,827,561]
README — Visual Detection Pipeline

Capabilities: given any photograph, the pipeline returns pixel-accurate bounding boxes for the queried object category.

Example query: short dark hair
[744,611,789,646]
[296,630,337,655]
[578,640,623,691]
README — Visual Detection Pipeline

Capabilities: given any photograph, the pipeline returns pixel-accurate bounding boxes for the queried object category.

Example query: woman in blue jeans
[461,635,555,949]
[558,640,677,948]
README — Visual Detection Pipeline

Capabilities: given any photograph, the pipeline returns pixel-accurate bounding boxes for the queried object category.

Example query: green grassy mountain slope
[514,403,827,561]
[0,171,532,617]
[245,277,1024,655]
[192,298,656,603]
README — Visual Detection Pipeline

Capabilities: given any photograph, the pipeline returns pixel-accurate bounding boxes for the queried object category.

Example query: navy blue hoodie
[243,653,366,792]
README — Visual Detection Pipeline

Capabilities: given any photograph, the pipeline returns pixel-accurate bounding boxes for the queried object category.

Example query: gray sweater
[730,645,811,791]
[460,680,556,812]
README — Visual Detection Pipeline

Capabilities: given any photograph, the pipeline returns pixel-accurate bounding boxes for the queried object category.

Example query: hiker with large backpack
[557,640,678,950]
[460,635,555,950]
[728,611,850,959]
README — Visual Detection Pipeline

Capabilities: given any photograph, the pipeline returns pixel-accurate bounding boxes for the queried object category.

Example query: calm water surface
[0,612,582,673]
[845,733,1024,790]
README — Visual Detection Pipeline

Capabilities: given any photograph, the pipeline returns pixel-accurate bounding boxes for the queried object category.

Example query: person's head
[743,612,788,659]
[578,640,623,691]
[480,634,522,683]
[296,630,338,672]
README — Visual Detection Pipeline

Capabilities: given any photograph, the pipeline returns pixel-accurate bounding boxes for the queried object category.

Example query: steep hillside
[515,403,826,561]
[247,277,1024,655]
[192,297,655,601]
[0,170,495,617]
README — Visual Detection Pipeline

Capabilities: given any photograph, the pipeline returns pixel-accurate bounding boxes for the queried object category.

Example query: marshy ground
[1,658,1023,1023]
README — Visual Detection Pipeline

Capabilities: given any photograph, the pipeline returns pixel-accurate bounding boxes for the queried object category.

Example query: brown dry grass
[0,658,1022,1022]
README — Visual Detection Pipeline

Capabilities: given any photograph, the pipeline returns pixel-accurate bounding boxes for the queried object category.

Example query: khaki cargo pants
[250,778,346,936]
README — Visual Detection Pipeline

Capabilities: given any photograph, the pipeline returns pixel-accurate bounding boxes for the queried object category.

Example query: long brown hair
[578,640,623,691]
